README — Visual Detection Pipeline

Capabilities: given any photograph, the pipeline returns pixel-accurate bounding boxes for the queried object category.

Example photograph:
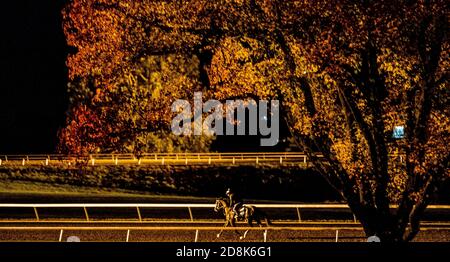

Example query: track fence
[0,152,407,166]
[1,203,449,223]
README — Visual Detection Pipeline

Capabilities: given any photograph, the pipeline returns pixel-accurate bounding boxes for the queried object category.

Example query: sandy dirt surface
[0,221,449,242]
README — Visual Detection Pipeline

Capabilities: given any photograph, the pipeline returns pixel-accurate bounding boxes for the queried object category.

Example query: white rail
[1,203,448,223]
[0,203,344,208]
[1,203,447,208]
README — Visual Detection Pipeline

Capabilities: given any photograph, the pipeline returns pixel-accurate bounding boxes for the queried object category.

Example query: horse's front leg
[230,218,242,237]
[217,220,229,238]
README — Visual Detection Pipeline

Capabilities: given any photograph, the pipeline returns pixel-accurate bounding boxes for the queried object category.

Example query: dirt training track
[1,221,450,242]
[1,196,449,242]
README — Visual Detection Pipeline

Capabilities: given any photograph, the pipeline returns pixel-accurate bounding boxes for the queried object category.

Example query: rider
[226,188,244,220]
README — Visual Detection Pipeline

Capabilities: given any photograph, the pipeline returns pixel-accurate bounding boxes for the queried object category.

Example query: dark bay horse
[214,198,271,239]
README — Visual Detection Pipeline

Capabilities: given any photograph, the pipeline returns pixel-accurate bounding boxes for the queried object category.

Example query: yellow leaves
[209,36,286,100]
[288,39,320,77]
[321,74,336,88]
[149,72,162,100]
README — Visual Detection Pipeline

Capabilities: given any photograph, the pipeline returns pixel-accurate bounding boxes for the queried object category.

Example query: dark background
[0,1,68,154]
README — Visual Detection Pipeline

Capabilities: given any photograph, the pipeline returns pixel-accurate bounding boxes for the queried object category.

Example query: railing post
[296,207,302,222]
[162,157,165,165]
[136,207,142,222]
[126,229,130,242]
[232,157,235,165]
[194,229,199,242]
[256,157,259,165]
[59,229,64,242]
[279,157,282,164]
[83,206,90,221]
[33,207,40,221]
[208,157,211,165]
[188,207,194,222]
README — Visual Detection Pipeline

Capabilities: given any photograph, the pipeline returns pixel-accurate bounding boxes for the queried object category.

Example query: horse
[214,198,271,239]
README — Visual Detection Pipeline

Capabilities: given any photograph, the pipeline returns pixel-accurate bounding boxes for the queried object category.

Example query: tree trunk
[357,209,405,242]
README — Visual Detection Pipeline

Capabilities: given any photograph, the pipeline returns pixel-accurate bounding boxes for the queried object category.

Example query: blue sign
[393,126,405,139]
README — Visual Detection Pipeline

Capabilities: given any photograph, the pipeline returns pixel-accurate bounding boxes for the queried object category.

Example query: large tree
[275,0,449,241]
[61,0,449,241]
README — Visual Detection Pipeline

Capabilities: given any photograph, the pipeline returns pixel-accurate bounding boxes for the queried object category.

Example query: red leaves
[58,105,110,154]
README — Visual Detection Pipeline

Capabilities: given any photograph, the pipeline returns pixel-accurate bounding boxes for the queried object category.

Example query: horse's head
[214,198,227,212]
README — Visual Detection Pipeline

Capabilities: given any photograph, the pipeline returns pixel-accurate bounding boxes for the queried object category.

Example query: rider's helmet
[226,188,232,196]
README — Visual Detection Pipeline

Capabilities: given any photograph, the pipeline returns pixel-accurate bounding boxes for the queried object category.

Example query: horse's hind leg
[241,224,250,240]
[253,213,267,239]
[240,218,252,240]
[241,229,249,240]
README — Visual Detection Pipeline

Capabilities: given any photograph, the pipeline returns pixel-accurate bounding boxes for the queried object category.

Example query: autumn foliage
[60,0,449,241]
